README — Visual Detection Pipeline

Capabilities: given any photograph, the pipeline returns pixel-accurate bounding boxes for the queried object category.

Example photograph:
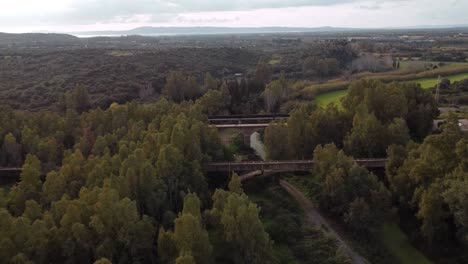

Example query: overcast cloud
[0,0,466,33]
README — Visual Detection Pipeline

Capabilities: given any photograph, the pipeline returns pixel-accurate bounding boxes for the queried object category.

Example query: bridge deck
[206,159,387,172]
[211,123,271,128]
[208,114,289,125]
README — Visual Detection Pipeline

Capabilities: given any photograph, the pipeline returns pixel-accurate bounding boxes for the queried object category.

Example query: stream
[250,132,267,161]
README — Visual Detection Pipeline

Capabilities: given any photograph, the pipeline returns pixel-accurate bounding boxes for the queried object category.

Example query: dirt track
[279,180,370,264]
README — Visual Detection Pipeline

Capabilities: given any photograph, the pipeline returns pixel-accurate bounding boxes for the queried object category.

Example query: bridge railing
[208,114,289,125]
[206,159,387,172]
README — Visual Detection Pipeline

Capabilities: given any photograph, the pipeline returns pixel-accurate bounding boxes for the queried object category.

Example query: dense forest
[0,48,260,110]
[1,31,468,264]
[264,80,439,160]
[0,75,467,263]
[0,83,356,263]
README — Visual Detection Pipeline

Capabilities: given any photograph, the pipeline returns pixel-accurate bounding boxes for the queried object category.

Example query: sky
[0,0,467,33]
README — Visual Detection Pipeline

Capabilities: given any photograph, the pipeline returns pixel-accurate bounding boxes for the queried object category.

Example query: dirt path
[279,180,370,264]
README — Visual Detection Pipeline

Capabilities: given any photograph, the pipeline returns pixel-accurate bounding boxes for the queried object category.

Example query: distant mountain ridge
[73,25,468,37]
[1,25,468,41]
[72,26,354,36]
[0,32,78,45]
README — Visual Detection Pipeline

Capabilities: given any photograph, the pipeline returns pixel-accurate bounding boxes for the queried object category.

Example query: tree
[22,200,42,221]
[175,255,196,264]
[219,82,232,107]
[288,107,309,159]
[210,188,274,264]
[303,57,340,78]
[302,56,320,78]
[307,104,351,151]
[2,133,21,166]
[345,198,372,232]
[156,144,185,210]
[344,111,408,158]
[42,171,67,203]
[204,72,218,91]
[18,155,42,201]
[443,169,468,244]
[342,80,438,140]
[312,144,391,233]
[0,97,251,262]
[157,228,177,264]
[228,172,243,195]
[182,193,202,221]
[263,122,289,160]
[64,84,91,113]
[185,75,202,100]
[195,90,225,115]
[255,58,272,85]
[159,193,213,264]
[263,79,288,112]
[94,258,112,264]
[173,213,212,263]
[385,114,466,247]
[91,136,108,156]
[417,183,449,245]
[164,71,186,102]
[73,84,91,113]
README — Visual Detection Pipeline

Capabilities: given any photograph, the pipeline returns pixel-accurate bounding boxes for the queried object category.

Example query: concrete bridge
[208,114,289,144]
[209,114,466,145]
[206,159,387,173]
[1,159,386,184]
[208,114,289,125]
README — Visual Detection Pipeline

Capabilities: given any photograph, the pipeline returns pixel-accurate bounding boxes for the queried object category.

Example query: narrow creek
[250,131,267,161]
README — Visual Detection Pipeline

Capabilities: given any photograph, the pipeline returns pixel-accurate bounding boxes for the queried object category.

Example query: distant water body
[73,32,240,38]
[73,33,191,38]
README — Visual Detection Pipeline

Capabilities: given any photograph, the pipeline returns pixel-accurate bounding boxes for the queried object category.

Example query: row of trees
[162,57,275,115]
[263,80,438,160]
[266,79,466,260]
[386,114,468,252]
[302,57,340,79]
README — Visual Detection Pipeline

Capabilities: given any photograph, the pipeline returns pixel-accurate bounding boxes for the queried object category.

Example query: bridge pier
[243,133,251,145]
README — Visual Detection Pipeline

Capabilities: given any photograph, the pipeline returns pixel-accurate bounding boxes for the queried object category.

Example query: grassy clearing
[399,60,467,71]
[381,224,432,264]
[299,63,468,103]
[269,58,281,65]
[412,73,468,89]
[315,90,348,108]
[312,72,468,107]
[269,55,281,65]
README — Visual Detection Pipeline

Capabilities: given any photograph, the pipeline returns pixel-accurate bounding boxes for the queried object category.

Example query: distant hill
[72,26,354,37]
[71,25,468,37]
[0,32,79,46]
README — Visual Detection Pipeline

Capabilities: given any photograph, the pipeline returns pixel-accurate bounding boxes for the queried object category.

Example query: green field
[412,73,468,89]
[314,73,468,107]
[315,90,348,107]
[399,60,467,71]
[381,224,432,264]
